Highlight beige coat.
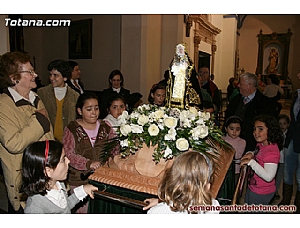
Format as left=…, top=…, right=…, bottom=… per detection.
left=37, top=84, right=79, bottom=135
left=0, top=89, right=54, bottom=211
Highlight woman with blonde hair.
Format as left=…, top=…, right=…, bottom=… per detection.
left=145, top=151, right=219, bottom=214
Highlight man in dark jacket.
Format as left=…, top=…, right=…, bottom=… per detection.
left=225, top=72, right=277, bottom=153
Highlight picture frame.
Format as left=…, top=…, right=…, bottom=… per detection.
left=255, top=29, right=292, bottom=81
left=68, top=18, right=92, bottom=59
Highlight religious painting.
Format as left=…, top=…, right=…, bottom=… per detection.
left=255, top=29, right=292, bottom=82
left=69, top=18, right=92, bottom=59
left=263, top=43, right=282, bottom=75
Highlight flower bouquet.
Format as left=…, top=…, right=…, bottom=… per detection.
left=117, top=104, right=227, bottom=164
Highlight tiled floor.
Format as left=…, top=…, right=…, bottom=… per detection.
left=0, top=99, right=293, bottom=213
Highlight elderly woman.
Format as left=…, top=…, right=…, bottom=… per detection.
left=0, top=51, right=54, bottom=213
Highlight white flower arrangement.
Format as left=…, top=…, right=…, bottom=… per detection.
left=117, top=104, right=226, bottom=163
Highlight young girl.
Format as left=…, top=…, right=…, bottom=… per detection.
left=148, top=82, right=166, bottom=107
left=241, top=114, right=283, bottom=206
left=21, top=140, right=97, bottom=214
left=144, top=151, right=219, bottom=214
left=103, top=94, right=127, bottom=133
left=223, top=116, right=246, bottom=183
left=272, top=114, right=290, bottom=201
left=62, top=92, right=117, bottom=213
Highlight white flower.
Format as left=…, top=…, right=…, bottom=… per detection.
left=164, top=146, right=173, bottom=158
left=164, top=127, right=177, bottom=141
left=148, top=124, right=159, bottom=136
left=181, top=118, right=191, bottom=128
left=144, top=104, right=150, bottom=110
left=191, top=125, right=209, bottom=140
left=200, top=111, right=211, bottom=121
left=164, top=117, right=178, bottom=129
left=154, top=110, right=165, bottom=119
left=176, top=138, right=189, bottom=151
left=120, top=124, right=132, bottom=136
left=195, top=116, right=204, bottom=125
left=179, top=110, right=189, bottom=121
left=118, top=111, right=129, bottom=125
left=120, top=139, right=128, bottom=147
left=189, top=106, right=198, bottom=115
left=130, top=124, right=143, bottom=134
left=137, top=114, right=149, bottom=126
left=130, top=111, right=140, bottom=119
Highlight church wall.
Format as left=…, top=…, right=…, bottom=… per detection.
left=0, top=15, right=9, bottom=54
left=239, top=15, right=300, bottom=92
left=22, top=14, right=121, bottom=92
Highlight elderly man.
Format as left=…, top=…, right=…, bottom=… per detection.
left=198, top=66, right=221, bottom=112
left=225, top=72, right=277, bottom=153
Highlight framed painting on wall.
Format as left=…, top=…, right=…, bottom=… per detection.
left=255, top=29, right=292, bottom=82
left=69, top=18, right=92, bottom=59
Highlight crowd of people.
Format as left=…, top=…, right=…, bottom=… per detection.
left=0, top=49, right=299, bottom=214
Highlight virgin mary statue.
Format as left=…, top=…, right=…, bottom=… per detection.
left=165, top=43, right=203, bottom=110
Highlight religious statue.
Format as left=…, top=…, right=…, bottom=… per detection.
left=165, top=43, right=203, bottom=109
left=266, top=48, right=279, bottom=74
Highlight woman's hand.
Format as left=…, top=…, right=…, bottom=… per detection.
left=143, top=198, right=159, bottom=210
left=240, top=152, right=254, bottom=166
left=83, top=184, right=98, bottom=199
left=90, top=161, right=101, bottom=170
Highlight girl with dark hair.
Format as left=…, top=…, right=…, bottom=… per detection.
left=62, top=92, right=117, bottom=213
left=223, top=116, right=246, bottom=183
left=22, top=140, right=97, bottom=214
left=103, top=94, right=127, bottom=133
left=241, top=114, right=283, bottom=206
left=148, top=82, right=166, bottom=106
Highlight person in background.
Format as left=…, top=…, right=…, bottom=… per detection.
left=222, top=116, right=246, bottom=184
left=62, top=92, right=117, bottom=213
left=100, top=69, right=131, bottom=119
left=263, top=74, right=284, bottom=115
left=0, top=51, right=54, bottom=213
left=148, top=82, right=166, bottom=107
left=37, top=59, right=79, bottom=142
left=279, top=71, right=300, bottom=213
left=227, top=77, right=238, bottom=101
left=21, top=140, right=97, bottom=214
left=144, top=151, right=219, bottom=214
left=197, top=73, right=214, bottom=103
left=103, top=94, right=127, bottom=133
left=270, top=114, right=290, bottom=203
left=66, top=60, right=84, bottom=94
left=241, top=114, right=283, bottom=206
left=198, top=66, right=221, bottom=113
left=225, top=72, right=277, bottom=153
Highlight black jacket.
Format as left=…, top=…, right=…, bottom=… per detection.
left=66, top=79, right=84, bottom=94
left=100, top=87, right=130, bottom=119
left=225, top=90, right=277, bottom=153
left=285, top=91, right=300, bottom=152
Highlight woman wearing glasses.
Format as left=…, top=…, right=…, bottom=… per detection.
left=0, top=51, right=54, bottom=213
